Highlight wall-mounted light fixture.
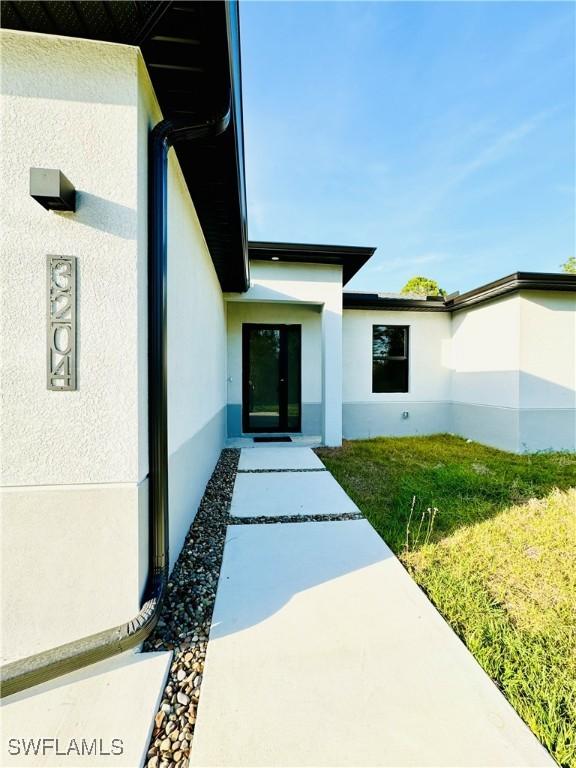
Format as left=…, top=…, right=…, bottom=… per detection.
left=30, top=168, right=76, bottom=212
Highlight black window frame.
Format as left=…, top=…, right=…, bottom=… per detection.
left=372, top=325, right=410, bottom=393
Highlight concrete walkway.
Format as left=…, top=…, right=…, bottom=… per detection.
left=190, top=447, right=553, bottom=767
left=1, top=651, right=171, bottom=767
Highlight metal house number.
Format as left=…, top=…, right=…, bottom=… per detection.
left=47, top=255, right=77, bottom=390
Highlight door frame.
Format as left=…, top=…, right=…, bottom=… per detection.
left=242, top=323, right=302, bottom=433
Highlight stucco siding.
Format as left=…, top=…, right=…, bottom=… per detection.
left=451, top=295, right=521, bottom=410
left=226, top=302, right=322, bottom=436
left=342, top=295, right=575, bottom=453
left=518, top=292, right=575, bottom=410
left=0, top=32, right=226, bottom=662
left=0, top=31, right=143, bottom=486
left=342, top=309, right=452, bottom=439
left=451, top=403, right=519, bottom=453
left=0, top=31, right=148, bottom=662
left=450, top=292, right=575, bottom=452
left=0, top=482, right=148, bottom=664
left=226, top=262, right=342, bottom=443
left=343, top=402, right=452, bottom=440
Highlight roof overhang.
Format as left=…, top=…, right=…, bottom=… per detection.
left=249, top=241, right=376, bottom=286
left=344, top=293, right=448, bottom=311
left=344, top=272, right=576, bottom=313
left=445, top=271, right=576, bottom=312
left=1, top=0, right=249, bottom=291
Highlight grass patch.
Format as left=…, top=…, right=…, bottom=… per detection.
left=317, top=435, right=576, bottom=767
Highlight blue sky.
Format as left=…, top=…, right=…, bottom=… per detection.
left=239, top=1, right=575, bottom=293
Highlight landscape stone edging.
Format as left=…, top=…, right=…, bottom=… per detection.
left=143, top=448, right=239, bottom=768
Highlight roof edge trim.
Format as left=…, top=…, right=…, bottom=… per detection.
left=248, top=241, right=376, bottom=285
left=343, top=272, right=576, bottom=313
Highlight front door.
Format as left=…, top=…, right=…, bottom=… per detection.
left=242, top=324, right=301, bottom=433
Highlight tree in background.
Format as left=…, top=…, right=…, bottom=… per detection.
left=560, top=256, right=576, bottom=274
left=401, top=276, right=446, bottom=296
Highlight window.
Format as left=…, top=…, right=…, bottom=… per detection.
left=372, top=325, right=409, bottom=393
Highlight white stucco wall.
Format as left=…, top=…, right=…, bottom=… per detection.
left=342, top=292, right=575, bottom=452
left=342, top=310, right=452, bottom=438
left=1, top=31, right=145, bottom=486
left=0, top=31, right=226, bottom=662
left=450, top=291, right=575, bottom=452
left=0, top=31, right=148, bottom=663
left=226, top=301, right=323, bottom=436
left=225, top=261, right=343, bottom=444
left=451, top=295, right=521, bottom=409
left=517, top=291, right=575, bottom=451
left=450, top=296, right=521, bottom=451
left=518, top=291, right=575, bottom=408
left=164, top=142, right=227, bottom=568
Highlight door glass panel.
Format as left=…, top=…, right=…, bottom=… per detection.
left=248, top=328, right=281, bottom=430
left=286, top=326, right=301, bottom=431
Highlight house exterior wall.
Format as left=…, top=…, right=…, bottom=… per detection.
left=450, top=295, right=521, bottom=452
left=450, top=291, right=576, bottom=453
left=342, top=310, right=452, bottom=439
left=226, top=302, right=323, bottom=436
left=225, top=261, right=343, bottom=445
left=342, top=292, right=575, bottom=453
left=164, top=133, right=227, bottom=568
left=0, top=31, right=226, bottom=663
left=517, top=291, right=575, bottom=452
left=0, top=31, right=147, bottom=664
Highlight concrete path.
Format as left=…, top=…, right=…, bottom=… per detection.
left=190, top=447, right=553, bottom=767
left=238, top=446, right=325, bottom=471
left=231, top=471, right=360, bottom=518
left=1, top=651, right=171, bottom=767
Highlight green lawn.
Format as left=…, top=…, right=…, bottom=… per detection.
left=317, top=435, right=576, bottom=768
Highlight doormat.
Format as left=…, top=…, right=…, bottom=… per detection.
left=253, top=436, right=292, bottom=443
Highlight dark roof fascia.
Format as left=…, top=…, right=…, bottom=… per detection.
left=343, top=294, right=448, bottom=312
left=446, top=272, right=576, bottom=312
left=223, top=1, right=249, bottom=291
left=248, top=241, right=376, bottom=285
left=344, top=272, right=576, bottom=314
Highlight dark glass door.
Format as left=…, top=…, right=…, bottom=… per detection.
left=242, top=324, right=301, bottom=432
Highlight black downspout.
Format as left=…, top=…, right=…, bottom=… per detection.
left=0, top=111, right=230, bottom=699
left=144, top=111, right=232, bottom=619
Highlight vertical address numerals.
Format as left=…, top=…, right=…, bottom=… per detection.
left=47, top=255, right=77, bottom=390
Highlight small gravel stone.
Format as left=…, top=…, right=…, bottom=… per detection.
left=144, top=449, right=239, bottom=767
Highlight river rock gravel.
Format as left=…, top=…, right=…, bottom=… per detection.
left=143, top=448, right=239, bottom=768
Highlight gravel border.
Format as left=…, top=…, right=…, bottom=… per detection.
left=230, top=512, right=364, bottom=525
left=143, top=448, right=239, bottom=768
left=237, top=468, right=327, bottom=474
